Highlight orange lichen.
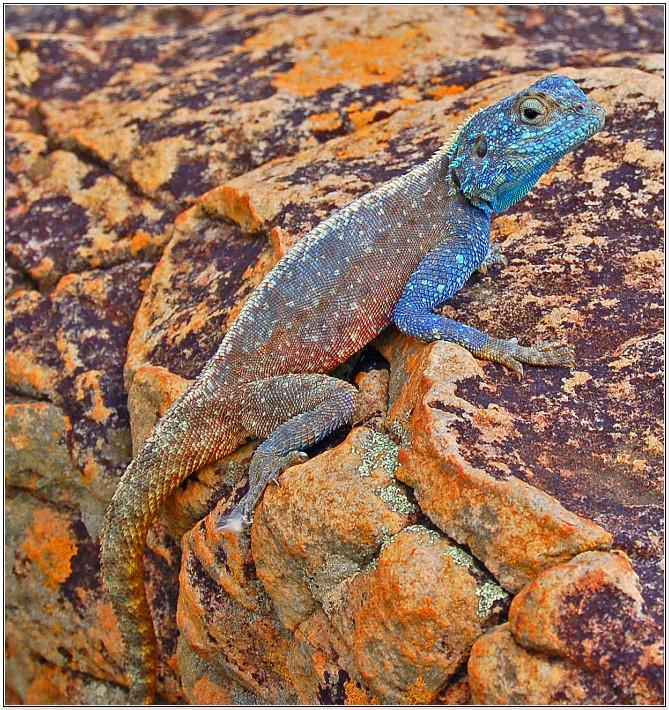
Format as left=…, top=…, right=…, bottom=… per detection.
left=29, top=256, right=55, bottom=282
left=191, top=677, right=232, bottom=704
left=5, top=32, right=19, bottom=55
left=429, top=83, right=465, bottom=99
left=21, top=508, right=78, bottom=589
left=55, top=332, right=80, bottom=375
left=348, top=105, right=380, bottom=131
left=130, top=229, right=153, bottom=254
left=405, top=674, right=434, bottom=704
left=25, top=664, right=70, bottom=705
left=81, top=458, right=99, bottom=485
left=308, top=111, right=343, bottom=132
left=5, top=350, right=57, bottom=394
left=344, top=678, right=378, bottom=705
left=273, top=28, right=421, bottom=97
left=197, top=185, right=264, bottom=233
left=335, top=124, right=394, bottom=160
left=75, top=370, right=113, bottom=423
left=174, top=204, right=198, bottom=228
left=129, top=135, right=188, bottom=194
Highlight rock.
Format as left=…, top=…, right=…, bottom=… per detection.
left=509, top=550, right=663, bottom=704
left=5, top=5, right=663, bottom=704
left=470, top=551, right=663, bottom=704
left=5, top=263, right=150, bottom=526
left=248, top=428, right=506, bottom=703
left=5, top=636, right=129, bottom=704
left=423, top=66, right=664, bottom=620
left=327, top=526, right=507, bottom=703
left=4, top=490, right=185, bottom=702
left=176, top=508, right=299, bottom=704
left=6, top=398, right=81, bottom=506
left=125, top=208, right=272, bottom=386
left=251, top=427, right=419, bottom=630
left=6, top=128, right=174, bottom=288
left=176, top=635, right=264, bottom=705
left=378, top=333, right=613, bottom=592
left=469, top=624, right=621, bottom=704
left=23, top=6, right=662, bottom=208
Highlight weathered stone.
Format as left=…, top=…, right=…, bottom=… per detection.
left=250, top=428, right=506, bottom=702
left=4, top=490, right=184, bottom=702
left=378, top=333, right=613, bottom=591
left=125, top=207, right=272, bottom=385
left=5, top=636, right=129, bottom=704
left=176, top=509, right=299, bottom=704
left=5, top=5, right=663, bottom=703
left=5, top=264, right=150, bottom=527
left=469, top=623, right=621, bottom=705
left=26, top=6, right=662, bottom=208
left=285, top=609, right=372, bottom=705
left=5, top=399, right=80, bottom=506
left=509, top=550, right=663, bottom=704
left=328, top=526, right=507, bottom=703
left=176, top=635, right=264, bottom=705
left=252, top=426, right=418, bottom=630
left=352, top=367, right=390, bottom=429
left=6, top=129, right=173, bottom=288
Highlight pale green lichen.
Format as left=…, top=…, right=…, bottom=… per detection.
left=402, top=524, right=441, bottom=543
left=376, top=483, right=415, bottom=515
left=444, top=545, right=479, bottom=571
left=444, top=544, right=509, bottom=616
left=305, top=554, right=361, bottom=602
left=388, top=413, right=412, bottom=447
left=475, top=580, right=509, bottom=618
left=356, top=430, right=399, bottom=477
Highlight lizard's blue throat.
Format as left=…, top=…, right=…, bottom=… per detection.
left=450, top=169, right=494, bottom=214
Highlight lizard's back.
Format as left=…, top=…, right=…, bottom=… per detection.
left=215, top=154, right=459, bottom=384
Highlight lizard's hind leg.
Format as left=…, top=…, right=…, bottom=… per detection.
left=216, top=373, right=358, bottom=532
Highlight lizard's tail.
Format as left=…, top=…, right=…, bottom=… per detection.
left=100, top=385, right=244, bottom=704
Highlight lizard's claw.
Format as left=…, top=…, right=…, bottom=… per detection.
left=481, top=337, right=576, bottom=380
left=215, top=450, right=309, bottom=532
left=267, top=450, right=308, bottom=485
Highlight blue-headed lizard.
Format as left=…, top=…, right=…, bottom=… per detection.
left=100, top=74, right=605, bottom=703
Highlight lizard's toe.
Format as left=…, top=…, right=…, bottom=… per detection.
left=494, top=352, right=524, bottom=380
left=523, top=342, right=576, bottom=367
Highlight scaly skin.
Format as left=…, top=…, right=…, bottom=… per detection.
left=100, top=75, right=605, bottom=703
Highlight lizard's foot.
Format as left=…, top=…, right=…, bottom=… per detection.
left=215, top=450, right=308, bottom=533
left=479, top=337, right=575, bottom=380
left=477, top=242, right=508, bottom=275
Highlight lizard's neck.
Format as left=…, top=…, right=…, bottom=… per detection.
left=448, top=167, right=495, bottom=216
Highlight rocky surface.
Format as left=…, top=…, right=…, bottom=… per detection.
left=469, top=551, right=663, bottom=704
left=5, top=5, right=663, bottom=705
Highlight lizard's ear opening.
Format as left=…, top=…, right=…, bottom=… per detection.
left=473, top=134, right=488, bottom=158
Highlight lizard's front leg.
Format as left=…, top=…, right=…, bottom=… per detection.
left=216, top=373, right=358, bottom=532
left=392, top=238, right=575, bottom=379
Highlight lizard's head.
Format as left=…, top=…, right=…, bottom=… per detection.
left=448, top=74, right=605, bottom=213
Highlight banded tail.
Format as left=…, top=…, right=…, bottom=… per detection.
left=100, top=383, right=243, bottom=703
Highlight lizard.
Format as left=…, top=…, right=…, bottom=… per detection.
left=100, top=74, right=605, bottom=703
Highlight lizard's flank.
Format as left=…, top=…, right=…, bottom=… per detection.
left=100, top=74, right=605, bottom=703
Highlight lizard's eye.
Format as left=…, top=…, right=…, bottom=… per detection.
left=519, top=97, right=544, bottom=124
